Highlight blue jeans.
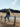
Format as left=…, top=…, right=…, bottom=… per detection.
left=5, top=15, right=10, bottom=22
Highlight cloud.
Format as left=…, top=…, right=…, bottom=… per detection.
left=18, top=6, right=20, bottom=8
left=14, top=6, right=20, bottom=10
left=12, top=0, right=18, bottom=5
left=15, top=0, right=17, bottom=3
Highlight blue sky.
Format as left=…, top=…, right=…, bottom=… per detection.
left=0, top=0, right=20, bottom=10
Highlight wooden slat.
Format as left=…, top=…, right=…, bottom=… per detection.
left=16, top=19, right=20, bottom=22
left=0, top=20, right=3, bottom=23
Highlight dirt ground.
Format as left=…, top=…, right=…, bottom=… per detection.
left=0, top=23, right=14, bottom=27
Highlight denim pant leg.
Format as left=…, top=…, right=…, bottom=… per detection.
left=8, top=17, right=9, bottom=21
left=8, top=16, right=9, bottom=21
left=5, top=16, right=6, bottom=23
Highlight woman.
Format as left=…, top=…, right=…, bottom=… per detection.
left=5, top=10, right=10, bottom=23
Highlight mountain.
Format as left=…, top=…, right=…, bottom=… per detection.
left=10, top=9, right=20, bottom=13
left=0, top=9, right=20, bottom=13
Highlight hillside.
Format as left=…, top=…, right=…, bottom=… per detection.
left=0, top=9, right=20, bottom=13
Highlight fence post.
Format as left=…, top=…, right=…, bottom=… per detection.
left=0, top=16, right=2, bottom=20
left=14, top=16, right=16, bottom=27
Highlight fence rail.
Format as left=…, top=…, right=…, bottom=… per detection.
left=0, top=15, right=20, bottom=27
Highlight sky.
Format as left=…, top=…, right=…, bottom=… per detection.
left=0, top=0, right=20, bottom=10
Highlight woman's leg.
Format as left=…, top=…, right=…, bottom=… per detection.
left=8, top=16, right=9, bottom=22
left=5, top=16, right=6, bottom=23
